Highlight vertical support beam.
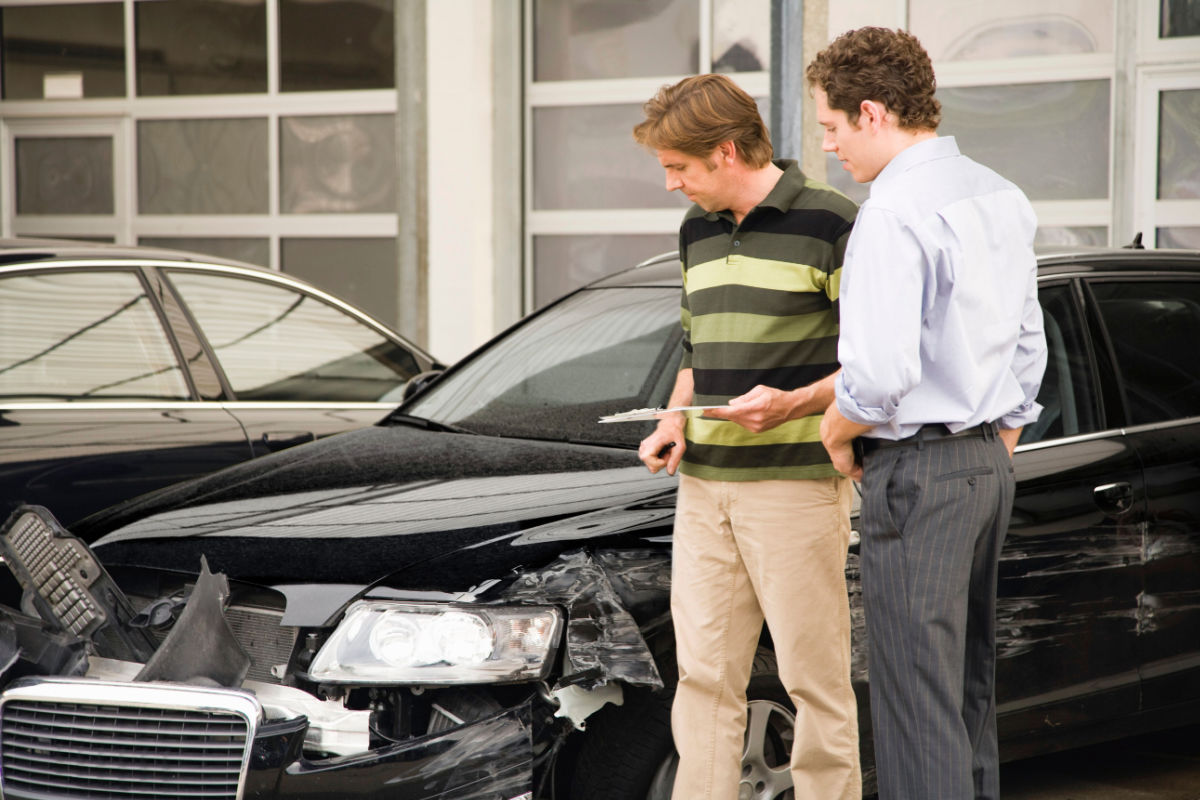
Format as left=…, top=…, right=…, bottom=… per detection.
left=771, top=0, right=828, bottom=178
left=396, top=0, right=429, bottom=345
left=1111, top=0, right=1139, bottom=247
left=492, top=0, right=524, bottom=331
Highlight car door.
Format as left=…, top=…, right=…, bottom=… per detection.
left=162, top=268, right=428, bottom=455
left=997, top=280, right=1147, bottom=753
left=0, top=267, right=252, bottom=528
left=1084, top=273, right=1200, bottom=715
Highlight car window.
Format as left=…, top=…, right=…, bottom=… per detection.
left=0, top=270, right=189, bottom=401
left=406, top=287, right=683, bottom=447
left=1089, top=279, right=1200, bottom=425
left=167, top=270, right=420, bottom=402
left=1021, top=284, right=1100, bottom=445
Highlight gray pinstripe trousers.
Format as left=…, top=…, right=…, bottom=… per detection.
left=859, top=432, right=1014, bottom=800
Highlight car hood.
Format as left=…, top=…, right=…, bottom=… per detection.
left=86, top=424, right=678, bottom=595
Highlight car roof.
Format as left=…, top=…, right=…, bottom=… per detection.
left=590, top=246, right=1200, bottom=289
left=0, top=237, right=264, bottom=271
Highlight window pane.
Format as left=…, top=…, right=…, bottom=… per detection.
left=713, top=0, right=769, bottom=72
left=139, top=237, right=270, bottom=267
left=939, top=80, right=1110, bottom=201
left=534, top=233, right=677, bottom=308
left=135, top=0, right=266, bottom=96
left=534, top=104, right=691, bottom=210
left=534, top=0, right=699, bottom=81
left=281, top=115, right=396, bottom=213
left=2, top=3, right=124, bottom=99
left=138, top=119, right=269, bottom=214
left=1091, top=280, right=1200, bottom=424
left=1158, top=227, right=1200, bottom=248
left=0, top=270, right=187, bottom=401
left=279, top=0, right=394, bottom=92
left=16, top=137, right=114, bottom=215
left=1161, top=0, right=1200, bottom=37
left=1035, top=227, right=1108, bottom=248
left=281, top=237, right=398, bottom=327
left=1020, top=284, right=1099, bottom=444
left=168, top=270, right=418, bottom=402
left=910, top=1, right=1112, bottom=60
left=1158, top=89, right=1200, bottom=200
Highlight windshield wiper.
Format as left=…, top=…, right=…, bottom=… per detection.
left=383, top=412, right=477, bottom=435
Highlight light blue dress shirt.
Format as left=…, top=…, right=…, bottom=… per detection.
left=834, top=136, right=1047, bottom=440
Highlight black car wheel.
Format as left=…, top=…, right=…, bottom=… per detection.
left=569, top=648, right=795, bottom=800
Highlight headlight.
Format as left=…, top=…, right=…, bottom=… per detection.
left=308, top=601, right=562, bottom=684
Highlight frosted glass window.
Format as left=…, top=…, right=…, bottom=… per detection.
left=1158, top=89, right=1200, bottom=200
left=135, top=0, right=267, bottom=96
left=0, top=270, right=187, bottom=401
left=534, top=234, right=677, bottom=308
left=939, top=81, right=1110, bottom=201
left=279, top=0, right=395, bottom=92
left=1034, top=227, right=1108, bottom=248
left=534, top=104, right=691, bottom=210
left=910, top=1, right=1112, bottom=60
left=2, top=3, right=125, bottom=99
left=281, top=237, right=398, bottom=326
left=1161, top=1, right=1200, bottom=37
left=534, top=0, right=699, bottom=81
left=281, top=115, right=396, bottom=213
left=713, top=0, right=770, bottom=72
left=16, top=138, right=114, bottom=215
left=138, top=119, right=268, bottom=214
left=1159, top=227, right=1200, bottom=249
left=139, top=237, right=270, bottom=267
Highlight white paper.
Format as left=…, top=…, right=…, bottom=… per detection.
left=598, top=405, right=730, bottom=423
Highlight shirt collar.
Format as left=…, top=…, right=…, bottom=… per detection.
left=705, top=158, right=805, bottom=222
left=871, top=135, right=960, bottom=195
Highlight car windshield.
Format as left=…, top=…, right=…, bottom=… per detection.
left=401, top=287, right=683, bottom=447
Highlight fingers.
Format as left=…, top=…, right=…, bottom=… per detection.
left=638, top=430, right=681, bottom=473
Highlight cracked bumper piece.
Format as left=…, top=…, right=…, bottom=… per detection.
left=0, top=677, right=533, bottom=800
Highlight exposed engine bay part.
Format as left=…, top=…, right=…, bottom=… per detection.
left=502, top=549, right=668, bottom=691
left=134, top=555, right=251, bottom=688
left=550, top=681, right=624, bottom=730
left=0, top=505, right=156, bottom=662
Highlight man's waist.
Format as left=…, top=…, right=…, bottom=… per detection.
left=858, top=421, right=999, bottom=455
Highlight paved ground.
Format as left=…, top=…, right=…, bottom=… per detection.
left=1002, top=725, right=1200, bottom=800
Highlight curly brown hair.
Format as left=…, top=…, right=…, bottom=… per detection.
left=633, top=74, right=773, bottom=169
left=806, top=27, right=941, bottom=131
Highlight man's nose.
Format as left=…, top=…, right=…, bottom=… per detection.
left=821, top=133, right=836, bottom=153
left=665, top=172, right=682, bottom=191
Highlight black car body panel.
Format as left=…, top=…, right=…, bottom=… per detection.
left=3, top=247, right=1200, bottom=799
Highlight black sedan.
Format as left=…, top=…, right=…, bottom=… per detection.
left=0, top=244, right=1199, bottom=800
left=0, top=239, right=441, bottom=528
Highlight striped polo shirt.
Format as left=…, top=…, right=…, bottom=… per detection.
left=678, top=159, right=857, bottom=481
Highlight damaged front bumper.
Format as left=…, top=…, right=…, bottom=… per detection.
left=0, top=674, right=536, bottom=800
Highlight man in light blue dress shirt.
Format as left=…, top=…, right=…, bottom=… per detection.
left=808, top=27, right=1048, bottom=799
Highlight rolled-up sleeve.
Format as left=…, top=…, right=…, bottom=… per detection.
left=834, top=206, right=924, bottom=429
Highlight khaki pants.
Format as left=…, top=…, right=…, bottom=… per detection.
left=670, top=474, right=861, bottom=800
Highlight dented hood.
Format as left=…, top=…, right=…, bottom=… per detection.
left=84, top=424, right=678, bottom=591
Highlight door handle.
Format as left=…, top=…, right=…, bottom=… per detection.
left=1093, top=481, right=1134, bottom=514
left=261, top=431, right=316, bottom=452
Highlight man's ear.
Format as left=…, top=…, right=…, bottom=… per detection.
left=716, top=140, right=737, bottom=163
left=859, top=100, right=889, bottom=131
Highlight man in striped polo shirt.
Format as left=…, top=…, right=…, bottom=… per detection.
left=633, top=73, right=861, bottom=800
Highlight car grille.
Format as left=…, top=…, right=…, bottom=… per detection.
left=0, top=678, right=259, bottom=800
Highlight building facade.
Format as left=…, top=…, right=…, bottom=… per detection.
left=0, top=0, right=1197, bottom=361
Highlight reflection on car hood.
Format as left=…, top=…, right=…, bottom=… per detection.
left=87, top=426, right=678, bottom=590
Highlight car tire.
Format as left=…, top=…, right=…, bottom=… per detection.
left=568, top=647, right=798, bottom=800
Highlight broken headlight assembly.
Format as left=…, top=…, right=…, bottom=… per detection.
left=308, top=601, right=562, bottom=684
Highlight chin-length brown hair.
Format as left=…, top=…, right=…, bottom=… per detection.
left=633, top=73, right=773, bottom=168
left=806, top=27, right=941, bottom=131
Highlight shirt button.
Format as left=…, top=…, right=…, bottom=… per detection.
left=733, top=240, right=740, bottom=247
